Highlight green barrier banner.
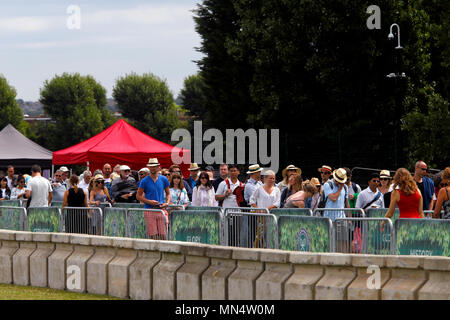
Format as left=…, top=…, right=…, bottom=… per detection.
left=185, top=206, right=222, bottom=212
left=367, top=220, right=393, bottom=255
left=127, top=210, right=150, bottom=238
left=278, top=216, right=332, bottom=252
left=0, top=207, right=24, bottom=231
left=395, top=219, right=450, bottom=257
left=170, top=210, right=221, bottom=245
left=0, top=200, right=22, bottom=207
left=113, top=203, right=145, bottom=209
left=27, top=207, right=61, bottom=232
left=366, top=208, right=399, bottom=220
left=270, top=208, right=312, bottom=219
left=103, top=208, right=127, bottom=237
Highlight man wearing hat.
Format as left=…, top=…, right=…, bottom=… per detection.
left=137, top=158, right=171, bottom=210
left=318, top=165, right=333, bottom=184
left=59, top=166, right=71, bottom=189
left=137, top=158, right=171, bottom=239
left=277, top=165, right=302, bottom=192
left=110, top=165, right=139, bottom=203
left=138, top=167, right=150, bottom=181
left=183, top=163, right=200, bottom=202
left=244, top=164, right=263, bottom=204
left=322, top=168, right=350, bottom=220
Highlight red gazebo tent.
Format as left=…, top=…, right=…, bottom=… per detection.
left=52, top=119, right=191, bottom=177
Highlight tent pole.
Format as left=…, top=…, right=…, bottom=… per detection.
left=87, top=161, right=90, bottom=172
left=51, top=165, right=54, bottom=179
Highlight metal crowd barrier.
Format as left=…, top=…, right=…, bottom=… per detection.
left=333, top=218, right=395, bottom=255
left=0, top=199, right=24, bottom=207
left=103, top=207, right=127, bottom=237
left=62, top=207, right=103, bottom=235
left=277, top=215, right=333, bottom=253
left=185, top=206, right=223, bottom=213
left=27, top=207, right=63, bottom=232
left=314, top=208, right=365, bottom=219
left=127, top=208, right=168, bottom=240
left=223, top=207, right=277, bottom=249
left=51, top=201, right=63, bottom=208
left=0, top=206, right=27, bottom=231
left=169, top=210, right=223, bottom=245
left=113, top=202, right=145, bottom=209
left=270, top=208, right=313, bottom=218
left=366, top=208, right=399, bottom=220
left=394, top=218, right=450, bottom=257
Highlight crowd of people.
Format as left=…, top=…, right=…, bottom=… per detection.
left=1, top=160, right=449, bottom=224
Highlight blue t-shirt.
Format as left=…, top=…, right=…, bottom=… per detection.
left=139, top=175, right=169, bottom=209
left=323, top=179, right=348, bottom=221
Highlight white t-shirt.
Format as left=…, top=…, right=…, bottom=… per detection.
left=216, top=178, right=242, bottom=208
left=28, top=176, right=52, bottom=207
left=249, top=185, right=281, bottom=209
left=78, top=180, right=90, bottom=194
left=6, top=176, right=14, bottom=190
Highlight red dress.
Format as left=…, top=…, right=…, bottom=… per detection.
left=397, top=189, right=421, bottom=218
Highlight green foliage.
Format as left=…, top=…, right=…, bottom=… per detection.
left=396, top=219, right=450, bottom=256
left=112, top=72, right=181, bottom=143
left=402, top=85, right=450, bottom=168
left=127, top=210, right=151, bottom=239
left=178, top=74, right=208, bottom=119
left=194, top=0, right=450, bottom=173
left=103, top=208, right=127, bottom=237
left=171, top=211, right=220, bottom=244
left=0, top=208, right=23, bottom=231
left=0, top=75, right=25, bottom=131
left=38, top=73, right=110, bottom=150
left=27, top=208, right=60, bottom=232
left=278, top=216, right=331, bottom=252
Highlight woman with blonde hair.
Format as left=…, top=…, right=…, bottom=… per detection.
left=433, top=167, right=450, bottom=219
left=384, top=168, right=424, bottom=220
left=250, top=170, right=281, bottom=210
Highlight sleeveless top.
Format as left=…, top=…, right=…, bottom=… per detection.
left=93, top=191, right=107, bottom=203
left=67, top=187, right=85, bottom=207
left=397, top=189, right=421, bottom=218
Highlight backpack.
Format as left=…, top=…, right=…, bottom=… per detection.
left=225, top=179, right=247, bottom=207
left=318, top=180, right=348, bottom=209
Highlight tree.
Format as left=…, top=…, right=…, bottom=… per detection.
left=402, top=85, right=449, bottom=168
left=194, top=0, right=449, bottom=176
left=39, top=73, right=107, bottom=150
left=0, top=75, right=24, bottom=131
left=112, top=72, right=181, bottom=142
left=178, top=74, right=208, bottom=119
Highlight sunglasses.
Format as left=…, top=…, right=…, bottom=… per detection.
left=172, top=171, right=181, bottom=174
left=200, top=176, right=208, bottom=180
left=139, top=173, right=145, bottom=176
left=163, top=173, right=171, bottom=176
left=124, top=170, right=130, bottom=172
left=420, top=167, right=427, bottom=171
left=371, top=180, right=380, bottom=183
left=380, top=178, right=390, bottom=181
left=96, top=181, right=104, bottom=184
left=321, top=172, right=330, bottom=175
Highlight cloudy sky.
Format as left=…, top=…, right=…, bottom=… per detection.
left=0, top=0, right=202, bottom=101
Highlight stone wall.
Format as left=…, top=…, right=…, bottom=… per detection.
left=0, top=230, right=448, bottom=300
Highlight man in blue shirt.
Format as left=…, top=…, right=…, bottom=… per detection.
left=137, top=158, right=171, bottom=240
left=137, top=158, right=170, bottom=209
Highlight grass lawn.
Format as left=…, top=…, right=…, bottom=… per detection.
left=0, top=284, right=123, bottom=300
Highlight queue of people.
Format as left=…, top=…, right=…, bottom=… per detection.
left=1, top=160, right=449, bottom=222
